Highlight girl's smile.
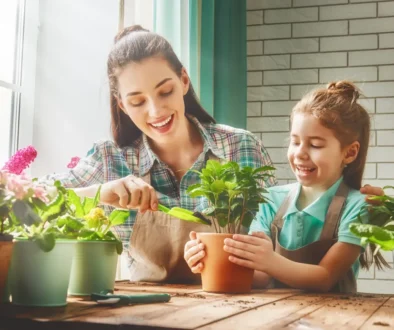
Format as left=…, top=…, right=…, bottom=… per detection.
left=288, top=113, right=348, bottom=191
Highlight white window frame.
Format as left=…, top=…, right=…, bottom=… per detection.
left=0, top=0, right=39, bottom=163
left=17, top=0, right=39, bottom=154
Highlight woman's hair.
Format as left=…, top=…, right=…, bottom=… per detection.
left=107, top=25, right=215, bottom=148
left=291, top=80, right=370, bottom=191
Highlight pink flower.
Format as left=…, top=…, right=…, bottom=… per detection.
left=2, top=145, right=37, bottom=175
left=67, top=156, right=80, bottom=169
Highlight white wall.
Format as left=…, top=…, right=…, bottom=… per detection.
left=31, top=0, right=118, bottom=177
left=246, top=0, right=394, bottom=294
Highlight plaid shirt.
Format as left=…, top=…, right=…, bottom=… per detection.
left=51, top=116, right=277, bottom=252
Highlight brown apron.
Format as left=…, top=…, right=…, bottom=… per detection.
left=128, top=172, right=214, bottom=283
left=271, top=181, right=357, bottom=293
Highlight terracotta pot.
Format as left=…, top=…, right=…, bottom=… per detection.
left=196, top=233, right=254, bottom=293
left=0, top=240, right=13, bottom=302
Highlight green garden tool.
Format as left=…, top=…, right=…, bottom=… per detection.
left=157, top=204, right=211, bottom=225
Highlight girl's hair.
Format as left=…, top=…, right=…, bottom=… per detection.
left=107, top=25, right=215, bottom=147
left=291, top=80, right=370, bottom=191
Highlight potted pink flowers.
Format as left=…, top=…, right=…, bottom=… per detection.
left=0, top=145, right=40, bottom=302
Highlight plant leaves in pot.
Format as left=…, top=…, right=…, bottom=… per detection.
left=53, top=185, right=129, bottom=296
left=186, top=160, right=275, bottom=293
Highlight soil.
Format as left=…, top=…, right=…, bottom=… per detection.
left=373, top=321, right=390, bottom=327
left=172, top=293, right=206, bottom=299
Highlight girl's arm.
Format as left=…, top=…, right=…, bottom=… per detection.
left=253, top=270, right=272, bottom=288
left=265, top=242, right=360, bottom=292
left=224, top=233, right=360, bottom=292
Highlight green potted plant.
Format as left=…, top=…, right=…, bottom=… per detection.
left=350, top=186, right=394, bottom=269
left=6, top=178, right=77, bottom=307
left=187, top=160, right=274, bottom=293
left=55, top=186, right=129, bottom=296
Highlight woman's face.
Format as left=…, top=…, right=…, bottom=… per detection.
left=117, top=57, right=190, bottom=144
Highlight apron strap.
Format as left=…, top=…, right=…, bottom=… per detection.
left=272, top=186, right=298, bottom=230
left=319, top=180, right=350, bottom=241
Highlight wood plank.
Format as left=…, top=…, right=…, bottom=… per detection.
left=360, top=297, right=394, bottom=329
left=64, top=289, right=299, bottom=329
left=197, top=294, right=328, bottom=330
left=115, top=281, right=204, bottom=294
left=284, top=294, right=389, bottom=329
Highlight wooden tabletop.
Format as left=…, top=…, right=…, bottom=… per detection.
left=1, top=281, right=393, bottom=330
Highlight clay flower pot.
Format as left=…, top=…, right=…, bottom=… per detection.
left=0, top=240, right=13, bottom=302
left=196, top=233, right=254, bottom=293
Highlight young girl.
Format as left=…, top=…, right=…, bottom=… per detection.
left=185, top=81, right=376, bottom=293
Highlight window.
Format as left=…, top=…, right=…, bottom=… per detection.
left=0, top=0, right=24, bottom=166
left=0, top=0, right=38, bottom=168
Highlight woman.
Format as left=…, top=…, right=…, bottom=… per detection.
left=50, top=25, right=276, bottom=283
left=51, top=26, right=382, bottom=283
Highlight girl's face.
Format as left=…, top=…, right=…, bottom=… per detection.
left=287, top=113, right=359, bottom=191
left=116, top=57, right=190, bottom=144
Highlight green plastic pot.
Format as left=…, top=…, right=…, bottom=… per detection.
left=9, top=239, right=76, bottom=307
left=68, top=241, right=118, bottom=296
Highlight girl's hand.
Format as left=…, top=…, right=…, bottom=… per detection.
left=100, top=175, right=158, bottom=212
left=223, top=231, right=275, bottom=272
left=360, top=184, right=384, bottom=205
left=184, top=231, right=205, bottom=273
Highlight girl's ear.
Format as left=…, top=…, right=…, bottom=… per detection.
left=180, top=67, right=190, bottom=96
left=343, top=141, right=360, bottom=165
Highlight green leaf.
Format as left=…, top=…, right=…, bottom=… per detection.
left=210, top=180, right=226, bottom=194
left=241, top=211, right=255, bottom=229
left=56, top=215, right=84, bottom=232
left=12, top=200, right=41, bottom=226
left=350, top=223, right=394, bottom=251
left=40, top=190, right=66, bottom=222
left=35, top=232, right=56, bottom=252
left=109, top=210, right=130, bottom=226
left=67, top=189, right=84, bottom=217
left=206, top=160, right=222, bottom=174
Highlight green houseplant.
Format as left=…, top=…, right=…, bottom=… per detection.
left=6, top=178, right=77, bottom=307
left=187, top=160, right=274, bottom=293
left=350, top=186, right=394, bottom=269
left=57, top=186, right=129, bottom=296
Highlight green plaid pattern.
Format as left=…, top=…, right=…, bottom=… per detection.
left=51, top=116, right=277, bottom=252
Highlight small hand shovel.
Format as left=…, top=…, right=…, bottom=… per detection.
left=158, top=204, right=211, bottom=225
left=92, top=292, right=171, bottom=305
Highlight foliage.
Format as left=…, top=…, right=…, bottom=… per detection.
left=4, top=175, right=129, bottom=253
left=350, top=186, right=394, bottom=252
left=54, top=186, right=129, bottom=254
left=187, top=160, right=275, bottom=233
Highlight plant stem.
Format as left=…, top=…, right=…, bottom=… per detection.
left=213, top=196, right=220, bottom=233
left=237, top=194, right=247, bottom=234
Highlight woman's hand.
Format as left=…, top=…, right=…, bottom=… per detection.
left=184, top=231, right=205, bottom=273
left=223, top=231, right=275, bottom=272
left=360, top=184, right=384, bottom=205
left=100, top=175, right=158, bottom=212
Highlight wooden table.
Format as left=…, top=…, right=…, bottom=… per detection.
left=1, top=281, right=393, bottom=329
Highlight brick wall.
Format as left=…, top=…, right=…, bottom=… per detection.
left=246, top=0, right=394, bottom=294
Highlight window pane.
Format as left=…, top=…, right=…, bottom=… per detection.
left=0, top=87, right=13, bottom=167
left=0, top=0, right=19, bottom=83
